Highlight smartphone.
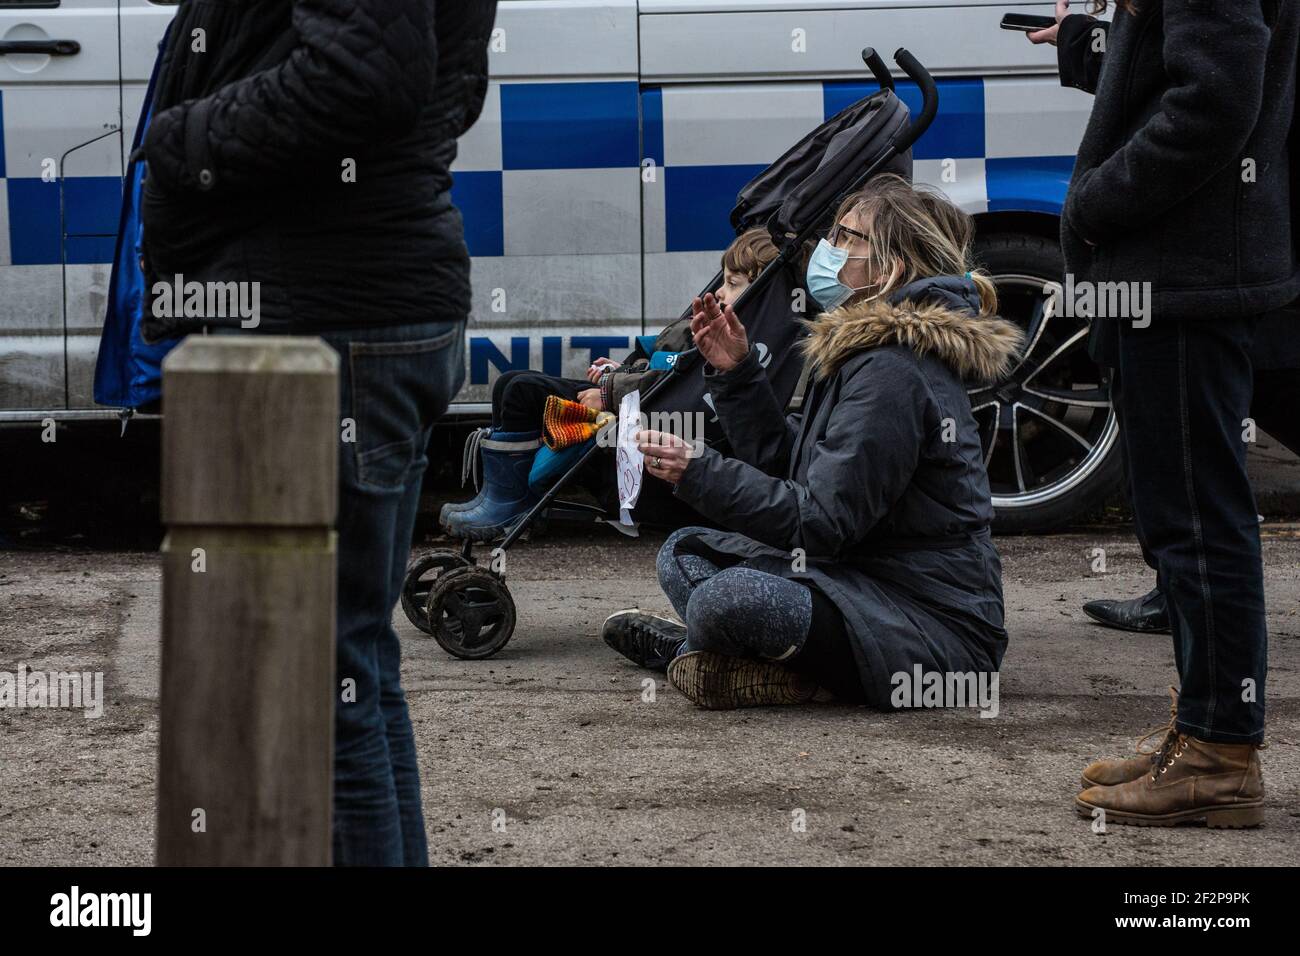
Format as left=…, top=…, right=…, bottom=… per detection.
left=1000, top=13, right=1057, bottom=32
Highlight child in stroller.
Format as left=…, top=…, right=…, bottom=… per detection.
left=442, top=227, right=780, bottom=542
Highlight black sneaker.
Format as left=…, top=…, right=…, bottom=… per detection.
left=601, top=609, right=687, bottom=672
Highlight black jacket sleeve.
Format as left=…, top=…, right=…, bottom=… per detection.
left=701, top=346, right=799, bottom=477
left=1063, top=0, right=1272, bottom=244
left=672, top=352, right=927, bottom=558
left=144, top=0, right=436, bottom=194
left=1057, top=14, right=1108, bottom=94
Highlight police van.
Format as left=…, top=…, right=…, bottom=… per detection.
left=0, top=0, right=1119, bottom=531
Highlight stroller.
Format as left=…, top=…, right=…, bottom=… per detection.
left=401, top=47, right=939, bottom=660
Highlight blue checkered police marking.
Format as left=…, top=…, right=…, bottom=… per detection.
left=451, top=170, right=504, bottom=258
left=1, top=88, right=123, bottom=266
left=824, top=77, right=986, bottom=160
left=986, top=155, right=1076, bottom=214
left=641, top=87, right=664, bottom=168
left=448, top=76, right=1076, bottom=258
left=500, top=81, right=640, bottom=170
left=2, top=77, right=1077, bottom=264
left=0, top=75, right=1083, bottom=397
left=6, top=176, right=119, bottom=265
left=664, top=164, right=766, bottom=252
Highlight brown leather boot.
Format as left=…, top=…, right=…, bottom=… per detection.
left=1075, top=734, right=1265, bottom=828
left=1079, top=687, right=1179, bottom=789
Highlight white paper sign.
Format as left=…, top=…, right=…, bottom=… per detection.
left=616, top=389, right=644, bottom=525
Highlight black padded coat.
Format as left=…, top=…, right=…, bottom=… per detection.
left=1058, top=1, right=1300, bottom=319
left=140, top=0, right=498, bottom=339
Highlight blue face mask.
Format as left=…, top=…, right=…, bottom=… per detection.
left=805, top=238, right=876, bottom=311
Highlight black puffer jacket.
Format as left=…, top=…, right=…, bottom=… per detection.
left=1059, top=1, right=1300, bottom=319
left=140, top=0, right=497, bottom=339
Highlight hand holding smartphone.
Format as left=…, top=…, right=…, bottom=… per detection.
left=1004, top=2, right=1069, bottom=46
left=1000, top=13, right=1058, bottom=33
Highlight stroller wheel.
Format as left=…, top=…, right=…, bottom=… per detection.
left=401, top=550, right=474, bottom=634
left=425, top=566, right=516, bottom=660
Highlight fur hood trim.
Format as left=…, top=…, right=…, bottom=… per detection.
left=801, top=296, right=1025, bottom=383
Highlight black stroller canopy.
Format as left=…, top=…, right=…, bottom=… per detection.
left=732, top=89, right=912, bottom=242
left=730, top=48, right=936, bottom=250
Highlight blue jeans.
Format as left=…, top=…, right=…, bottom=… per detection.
left=325, top=321, right=465, bottom=865
left=1108, top=316, right=1266, bottom=743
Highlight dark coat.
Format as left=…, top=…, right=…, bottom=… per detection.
left=139, top=0, right=498, bottom=339
left=670, top=277, right=1024, bottom=707
left=1058, top=1, right=1300, bottom=319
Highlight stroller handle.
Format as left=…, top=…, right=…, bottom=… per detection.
left=891, top=47, right=939, bottom=153
left=860, top=47, right=895, bottom=91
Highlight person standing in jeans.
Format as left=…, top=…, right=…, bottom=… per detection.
left=1031, top=0, right=1300, bottom=827
left=139, top=0, right=499, bottom=863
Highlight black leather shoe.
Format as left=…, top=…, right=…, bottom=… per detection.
left=601, top=610, right=687, bottom=671
left=1082, top=587, right=1171, bottom=634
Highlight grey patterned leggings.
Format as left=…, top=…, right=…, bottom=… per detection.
left=656, top=528, right=866, bottom=702
left=656, top=526, right=816, bottom=661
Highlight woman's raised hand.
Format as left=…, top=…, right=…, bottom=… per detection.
left=690, top=292, right=749, bottom=372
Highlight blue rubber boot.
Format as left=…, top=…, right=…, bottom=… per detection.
left=441, top=427, right=493, bottom=518
left=440, top=430, right=543, bottom=541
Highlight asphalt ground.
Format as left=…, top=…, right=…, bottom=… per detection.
left=2, top=521, right=1297, bottom=866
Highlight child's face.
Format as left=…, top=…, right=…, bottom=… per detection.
left=714, top=270, right=751, bottom=307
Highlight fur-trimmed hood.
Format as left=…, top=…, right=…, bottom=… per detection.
left=802, top=276, right=1025, bottom=383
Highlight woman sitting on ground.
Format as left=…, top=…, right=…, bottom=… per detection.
left=602, top=174, right=1023, bottom=709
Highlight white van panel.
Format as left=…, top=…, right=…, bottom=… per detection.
left=660, top=83, right=825, bottom=167
left=0, top=263, right=61, bottom=332
left=0, top=333, right=64, bottom=408
left=1, top=0, right=126, bottom=411
left=65, top=262, right=112, bottom=406
left=983, top=76, right=1091, bottom=159
left=644, top=250, right=719, bottom=328
left=488, top=1, right=639, bottom=78
left=119, top=2, right=174, bottom=84
left=638, top=3, right=1060, bottom=82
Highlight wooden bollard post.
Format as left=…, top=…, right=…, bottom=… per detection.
left=156, top=336, right=339, bottom=866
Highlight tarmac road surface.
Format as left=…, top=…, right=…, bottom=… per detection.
left=1, top=524, right=1297, bottom=866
